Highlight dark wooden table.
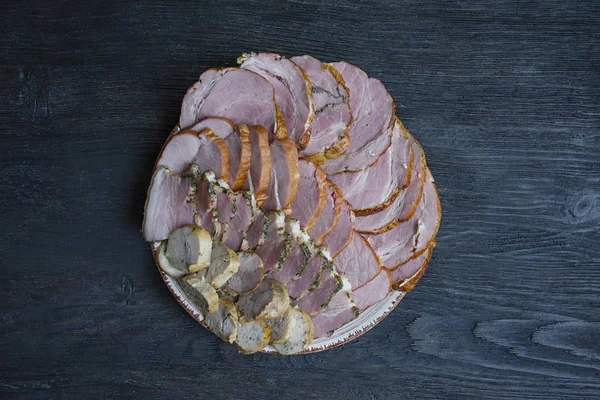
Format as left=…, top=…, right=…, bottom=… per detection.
left=2, top=1, right=599, bottom=398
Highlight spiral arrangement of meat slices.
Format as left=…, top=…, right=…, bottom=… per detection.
left=143, top=52, right=441, bottom=354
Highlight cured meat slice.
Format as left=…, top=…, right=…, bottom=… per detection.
left=262, top=138, right=299, bottom=212
left=352, top=269, right=392, bottom=311
left=355, top=132, right=427, bottom=233
left=142, top=167, right=194, bottom=242
left=267, top=221, right=313, bottom=284
left=221, top=192, right=258, bottom=251
left=179, top=67, right=286, bottom=139
left=321, top=200, right=354, bottom=258
left=320, top=61, right=395, bottom=174
left=334, top=232, right=381, bottom=289
left=293, top=266, right=344, bottom=315
left=289, top=159, right=327, bottom=231
left=393, top=254, right=430, bottom=292
left=312, top=288, right=359, bottom=338
left=189, top=117, right=235, bottom=139
left=365, top=170, right=441, bottom=269
left=390, top=244, right=433, bottom=288
left=156, top=129, right=230, bottom=180
left=241, top=125, right=271, bottom=204
left=224, top=251, right=264, bottom=295
left=330, top=120, right=413, bottom=214
left=291, top=55, right=352, bottom=160
left=285, top=249, right=328, bottom=300
left=309, top=181, right=343, bottom=245
left=241, top=209, right=269, bottom=252
left=254, top=211, right=292, bottom=271
left=224, top=124, right=252, bottom=191
left=239, top=52, right=314, bottom=146
left=197, top=171, right=236, bottom=241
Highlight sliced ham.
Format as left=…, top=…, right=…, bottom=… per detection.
left=189, top=117, right=235, bottom=139
left=285, top=249, right=328, bottom=300
left=334, top=232, right=381, bottom=289
left=393, top=253, right=431, bottom=292
left=352, top=269, right=392, bottom=311
left=241, top=125, right=271, bottom=204
left=267, top=221, right=313, bottom=284
left=355, top=132, right=427, bottom=234
left=320, top=61, right=395, bottom=174
left=390, top=244, right=433, bottom=288
left=329, top=120, right=413, bottom=214
left=194, top=171, right=236, bottom=241
left=241, top=209, right=269, bottom=252
left=309, top=181, right=344, bottom=245
left=225, top=124, right=252, bottom=191
left=289, top=159, right=327, bottom=231
left=321, top=200, right=355, bottom=258
left=239, top=52, right=314, bottom=146
left=262, top=138, right=299, bottom=212
left=143, top=167, right=194, bottom=242
left=291, top=55, right=352, bottom=160
left=365, top=170, right=441, bottom=269
left=221, top=192, right=258, bottom=251
left=179, top=67, right=286, bottom=139
left=254, top=211, right=292, bottom=272
left=225, top=251, right=264, bottom=295
left=293, top=265, right=343, bottom=314
left=311, top=288, right=359, bottom=338
left=156, top=129, right=230, bottom=180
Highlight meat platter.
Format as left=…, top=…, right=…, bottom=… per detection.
left=143, top=53, right=441, bottom=354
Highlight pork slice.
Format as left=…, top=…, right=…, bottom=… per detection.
left=224, top=124, right=252, bottom=190
left=393, top=254, right=431, bottom=292
left=285, top=249, right=328, bottom=300
left=241, top=209, right=269, bottom=252
left=272, top=307, right=314, bottom=355
left=312, top=288, right=359, bottom=338
left=352, top=269, right=392, bottom=311
left=268, top=220, right=314, bottom=284
left=365, top=170, right=441, bottom=269
left=335, top=232, right=381, bottom=289
left=254, top=211, right=292, bottom=271
left=321, top=200, right=355, bottom=258
left=309, top=181, right=344, bottom=245
left=239, top=52, right=314, bottom=146
left=320, top=61, right=395, bottom=174
left=289, top=159, right=327, bottom=231
left=354, top=132, right=427, bottom=233
left=221, top=191, right=258, bottom=251
left=156, top=129, right=230, bottom=181
left=205, top=298, right=238, bottom=343
left=224, top=251, right=264, bottom=295
left=188, top=117, right=235, bottom=139
left=262, top=138, right=299, bottom=212
left=199, top=172, right=236, bottom=241
left=179, top=67, right=286, bottom=139
left=237, top=279, right=290, bottom=320
left=241, top=125, right=271, bottom=204
left=142, top=167, right=194, bottom=242
left=292, top=55, right=352, bottom=159
left=330, top=120, right=413, bottom=213
left=192, top=177, right=216, bottom=236
left=390, top=245, right=433, bottom=287
left=293, top=264, right=344, bottom=314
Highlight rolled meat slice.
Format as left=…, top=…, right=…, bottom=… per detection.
left=267, top=220, right=313, bottom=284
left=221, top=191, right=258, bottom=252
left=293, top=266, right=344, bottom=314
left=156, top=128, right=230, bottom=180
left=289, top=159, right=327, bottom=231
left=321, top=61, right=395, bottom=174
left=352, top=269, right=392, bottom=311
left=179, top=67, right=286, bottom=139
left=224, top=251, right=264, bottom=295
left=354, top=132, right=427, bottom=234
left=284, top=249, right=327, bottom=300
left=291, top=55, right=352, bottom=160
left=143, top=166, right=194, bottom=242
left=241, top=209, right=269, bottom=252
left=198, top=171, right=236, bottom=241
left=241, top=125, right=271, bottom=204
left=365, top=170, right=441, bottom=269
left=254, top=211, right=292, bottom=272
left=309, top=181, right=344, bottom=245
left=262, top=138, right=299, bottom=212
left=329, top=120, right=413, bottom=214
left=239, top=52, right=314, bottom=146
left=390, top=244, right=433, bottom=288
left=334, top=232, right=381, bottom=289
left=311, top=289, right=359, bottom=338
left=321, top=200, right=355, bottom=258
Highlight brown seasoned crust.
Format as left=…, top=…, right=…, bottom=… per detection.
left=248, top=125, right=272, bottom=205
left=231, top=124, right=252, bottom=191
left=274, top=105, right=288, bottom=139
left=303, top=162, right=328, bottom=232
left=391, top=245, right=433, bottom=292
left=293, top=57, right=315, bottom=150
left=314, top=180, right=344, bottom=245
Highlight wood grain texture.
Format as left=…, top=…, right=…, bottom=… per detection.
left=1, top=0, right=599, bottom=399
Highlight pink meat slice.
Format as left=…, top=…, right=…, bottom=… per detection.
left=352, top=269, right=392, bottom=311
left=193, top=178, right=216, bottom=236
left=329, top=121, right=412, bottom=212
left=189, top=117, right=235, bottom=139
left=239, top=53, right=313, bottom=146
left=267, top=238, right=312, bottom=284
left=289, top=159, right=327, bottom=231
left=254, top=211, right=290, bottom=271
left=321, top=201, right=355, bottom=258
left=262, top=138, right=299, bottom=211
left=221, top=192, right=256, bottom=252
left=285, top=251, right=326, bottom=299
left=309, top=182, right=343, bottom=245
left=365, top=170, right=441, bottom=269
left=334, top=232, right=381, bottom=289
left=142, top=167, right=194, bottom=241
left=390, top=246, right=433, bottom=286
left=311, top=290, right=358, bottom=338
left=291, top=55, right=352, bottom=157
left=294, top=267, right=343, bottom=314
left=241, top=209, right=268, bottom=251
left=241, top=125, right=271, bottom=203
left=321, top=61, right=395, bottom=174
left=355, top=133, right=426, bottom=233
left=179, top=68, right=284, bottom=138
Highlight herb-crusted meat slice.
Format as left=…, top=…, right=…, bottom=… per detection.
left=289, top=159, right=327, bottom=231
left=254, top=211, right=292, bottom=272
